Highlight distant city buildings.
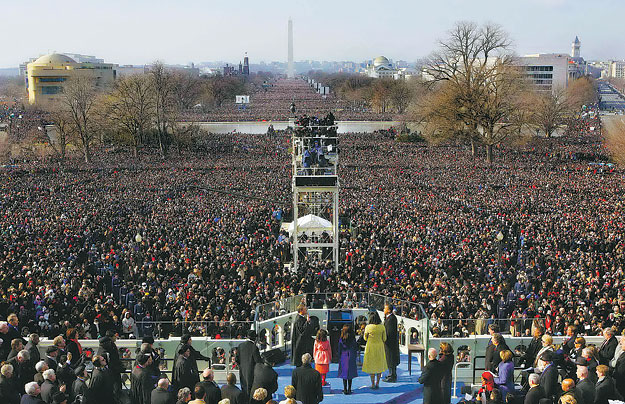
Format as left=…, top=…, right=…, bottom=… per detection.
left=19, top=58, right=36, bottom=77
left=18, top=40, right=616, bottom=106
left=243, top=53, right=250, bottom=75
left=571, top=36, right=581, bottom=59
left=154, top=63, right=200, bottom=76
left=363, top=56, right=418, bottom=80
left=222, top=53, right=250, bottom=77
left=116, top=65, right=147, bottom=77
left=609, top=61, right=625, bottom=79
left=223, top=63, right=238, bottom=76
left=421, top=36, right=589, bottom=92
left=365, top=56, right=397, bottom=78
left=23, top=51, right=202, bottom=105
left=517, top=53, right=575, bottom=91
left=106, top=63, right=199, bottom=78
left=20, top=53, right=105, bottom=76
left=516, top=36, right=588, bottom=92
left=63, top=53, right=105, bottom=64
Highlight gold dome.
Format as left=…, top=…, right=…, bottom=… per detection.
left=33, top=53, right=76, bottom=65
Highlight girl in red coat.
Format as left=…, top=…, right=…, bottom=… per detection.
left=314, top=329, right=332, bottom=386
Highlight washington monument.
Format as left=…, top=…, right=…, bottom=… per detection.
left=287, top=18, right=294, bottom=78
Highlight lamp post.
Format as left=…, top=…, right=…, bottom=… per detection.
left=496, top=231, right=504, bottom=265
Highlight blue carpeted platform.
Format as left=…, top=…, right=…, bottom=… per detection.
left=270, top=353, right=463, bottom=404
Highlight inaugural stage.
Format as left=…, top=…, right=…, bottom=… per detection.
left=273, top=353, right=430, bottom=404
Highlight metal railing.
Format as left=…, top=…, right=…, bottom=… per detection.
left=369, top=293, right=428, bottom=321
left=121, top=306, right=547, bottom=344
left=254, top=294, right=307, bottom=323
left=452, top=361, right=473, bottom=399
left=429, top=318, right=548, bottom=337
left=83, top=293, right=431, bottom=342
left=254, top=292, right=430, bottom=360
left=253, top=292, right=428, bottom=321
left=471, top=355, right=526, bottom=386
left=131, top=320, right=254, bottom=340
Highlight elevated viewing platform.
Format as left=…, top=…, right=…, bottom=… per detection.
left=290, top=113, right=341, bottom=273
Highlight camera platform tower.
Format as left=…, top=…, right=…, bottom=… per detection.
left=290, top=116, right=339, bottom=274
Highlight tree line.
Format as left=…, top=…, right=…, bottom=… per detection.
left=311, top=22, right=598, bottom=164
left=416, top=22, right=597, bottom=163
left=29, top=64, right=274, bottom=162
left=306, top=71, right=424, bottom=115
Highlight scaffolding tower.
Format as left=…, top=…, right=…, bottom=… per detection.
left=290, top=117, right=339, bottom=274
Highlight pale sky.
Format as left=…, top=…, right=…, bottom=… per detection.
left=1, top=0, right=622, bottom=68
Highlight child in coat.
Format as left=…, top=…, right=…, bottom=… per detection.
left=313, top=329, right=332, bottom=386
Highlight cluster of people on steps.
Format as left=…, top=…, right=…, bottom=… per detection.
left=290, top=303, right=400, bottom=395
left=0, top=304, right=401, bottom=404
left=418, top=323, right=625, bottom=404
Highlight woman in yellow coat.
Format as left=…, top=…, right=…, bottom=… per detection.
left=362, top=311, right=387, bottom=389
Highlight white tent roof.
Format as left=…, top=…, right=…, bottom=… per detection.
left=287, top=214, right=333, bottom=236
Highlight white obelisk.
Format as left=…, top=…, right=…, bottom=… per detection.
left=287, top=18, right=295, bottom=78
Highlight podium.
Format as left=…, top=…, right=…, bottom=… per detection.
left=327, top=309, right=353, bottom=363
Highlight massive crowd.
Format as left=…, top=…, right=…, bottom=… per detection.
left=1, top=90, right=625, bottom=402
left=180, top=79, right=396, bottom=122
left=0, top=104, right=49, bottom=145
left=1, top=105, right=624, bottom=341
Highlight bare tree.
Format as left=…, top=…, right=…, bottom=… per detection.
left=202, top=76, right=246, bottom=108
left=58, top=76, right=99, bottom=163
left=168, top=73, right=204, bottom=155
left=105, top=74, right=154, bottom=157
left=149, top=62, right=174, bottom=158
left=423, top=21, right=528, bottom=163
left=475, top=62, right=529, bottom=163
left=527, top=77, right=596, bottom=139
left=527, top=88, right=572, bottom=138
left=371, top=80, right=393, bottom=113
left=0, top=77, right=25, bottom=103
left=416, top=81, right=479, bottom=154
left=167, top=99, right=184, bottom=156
left=44, top=106, right=74, bottom=161
left=566, top=77, right=597, bottom=110
left=171, top=72, right=202, bottom=110
left=337, top=75, right=375, bottom=105
left=389, top=80, right=415, bottom=114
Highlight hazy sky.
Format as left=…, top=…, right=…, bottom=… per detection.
left=2, top=0, right=622, bottom=68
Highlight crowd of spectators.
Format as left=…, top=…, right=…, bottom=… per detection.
left=1, top=92, right=625, bottom=403
left=0, top=322, right=291, bottom=404
left=0, top=104, right=624, bottom=343
left=0, top=103, right=49, bottom=144
left=451, top=324, right=625, bottom=404
left=179, top=79, right=396, bottom=122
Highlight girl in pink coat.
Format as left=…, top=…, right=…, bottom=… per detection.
left=314, top=328, right=332, bottom=386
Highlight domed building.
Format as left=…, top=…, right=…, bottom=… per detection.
left=32, top=53, right=77, bottom=65
left=373, top=56, right=391, bottom=68
left=365, top=56, right=398, bottom=78
left=26, top=53, right=117, bottom=105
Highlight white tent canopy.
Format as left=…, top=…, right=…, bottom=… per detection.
left=287, top=214, right=333, bottom=236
